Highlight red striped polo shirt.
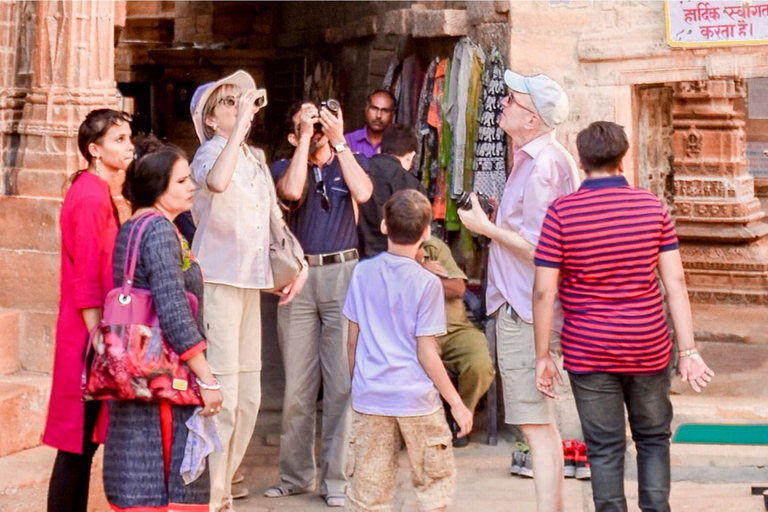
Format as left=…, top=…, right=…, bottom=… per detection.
left=534, top=175, right=678, bottom=375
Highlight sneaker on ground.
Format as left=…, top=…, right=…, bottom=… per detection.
left=510, top=450, right=525, bottom=475
left=518, top=451, right=534, bottom=478
left=563, top=439, right=577, bottom=478
left=575, top=441, right=591, bottom=480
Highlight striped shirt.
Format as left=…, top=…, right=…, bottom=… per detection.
left=534, top=175, right=678, bottom=375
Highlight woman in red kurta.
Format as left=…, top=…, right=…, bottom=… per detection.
left=43, top=109, right=134, bottom=512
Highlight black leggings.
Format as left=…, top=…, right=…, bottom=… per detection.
left=47, top=401, right=102, bottom=512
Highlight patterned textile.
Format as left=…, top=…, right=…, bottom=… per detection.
left=181, top=407, right=222, bottom=485
left=534, top=175, right=677, bottom=375
left=415, top=58, right=439, bottom=188
left=472, top=47, right=508, bottom=202
left=346, top=409, right=455, bottom=511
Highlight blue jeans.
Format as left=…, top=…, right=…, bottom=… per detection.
left=569, top=367, right=673, bottom=512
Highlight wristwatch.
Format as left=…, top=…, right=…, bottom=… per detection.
left=678, top=348, right=698, bottom=358
left=333, top=140, right=349, bottom=153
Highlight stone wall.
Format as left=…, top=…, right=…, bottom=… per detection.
left=506, top=1, right=768, bottom=187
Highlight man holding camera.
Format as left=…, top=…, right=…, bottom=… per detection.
left=458, top=71, right=579, bottom=512
left=266, top=101, right=371, bottom=507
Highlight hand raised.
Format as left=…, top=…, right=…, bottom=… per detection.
left=319, top=106, right=344, bottom=145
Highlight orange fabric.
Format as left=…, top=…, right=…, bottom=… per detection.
left=179, top=340, right=206, bottom=361
left=160, top=402, right=173, bottom=487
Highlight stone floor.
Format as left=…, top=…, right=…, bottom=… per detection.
left=227, top=402, right=768, bottom=512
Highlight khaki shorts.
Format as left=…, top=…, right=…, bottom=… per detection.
left=346, top=409, right=455, bottom=511
left=495, top=304, right=565, bottom=425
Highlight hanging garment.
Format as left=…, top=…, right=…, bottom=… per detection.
left=416, top=58, right=439, bottom=187
left=396, top=55, right=427, bottom=127
left=463, top=46, right=485, bottom=193
left=447, top=38, right=485, bottom=197
left=429, top=58, right=449, bottom=220
left=382, top=56, right=401, bottom=90
left=472, top=47, right=508, bottom=203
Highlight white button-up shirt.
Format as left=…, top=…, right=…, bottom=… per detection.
left=190, top=135, right=275, bottom=289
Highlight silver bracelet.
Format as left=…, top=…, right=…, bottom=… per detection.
left=195, top=377, right=221, bottom=390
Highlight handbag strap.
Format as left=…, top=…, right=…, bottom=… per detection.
left=120, top=212, right=163, bottom=299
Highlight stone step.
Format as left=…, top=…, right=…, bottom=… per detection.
left=0, top=310, right=21, bottom=375
left=0, top=372, right=51, bottom=458
left=0, top=445, right=54, bottom=510
left=691, top=302, right=768, bottom=345
left=0, top=445, right=108, bottom=511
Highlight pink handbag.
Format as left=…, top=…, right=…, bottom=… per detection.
left=82, top=212, right=203, bottom=406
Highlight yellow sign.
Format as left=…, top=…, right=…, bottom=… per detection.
left=665, top=0, right=768, bottom=47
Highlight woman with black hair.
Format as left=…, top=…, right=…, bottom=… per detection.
left=102, top=137, right=222, bottom=511
left=44, top=109, right=134, bottom=512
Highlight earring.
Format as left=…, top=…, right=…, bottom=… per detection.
left=213, top=124, right=218, bottom=132
left=94, top=156, right=101, bottom=176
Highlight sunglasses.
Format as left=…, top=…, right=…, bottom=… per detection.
left=507, top=91, right=537, bottom=116
left=218, top=89, right=269, bottom=109
left=315, top=179, right=332, bottom=213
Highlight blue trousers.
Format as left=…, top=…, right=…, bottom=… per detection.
left=569, top=367, right=673, bottom=512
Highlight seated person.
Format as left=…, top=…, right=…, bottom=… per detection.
left=357, top=124, right=426, bottom=259
left=418, top=236, right=496, bottom=446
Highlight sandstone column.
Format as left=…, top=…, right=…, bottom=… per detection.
left=14, top=0, right=117, bottom=197
left=0, top=0, right=29, bottom=194
left=672, top=79, right=768, bottom=305
left=0, top=0, right=118, bottom=373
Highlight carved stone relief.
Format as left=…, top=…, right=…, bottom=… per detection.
left=669, top=78, right=768, bottom=304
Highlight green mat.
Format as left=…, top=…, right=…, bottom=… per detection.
left=672, top=424, right=768, bottom=445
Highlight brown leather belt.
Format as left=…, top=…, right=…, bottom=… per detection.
left=305, top=249, right=359, bottom=267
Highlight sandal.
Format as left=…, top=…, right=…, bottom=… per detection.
left=325, top=494, right=346, bottom=507
left=264, top=484, right=310, bottom=498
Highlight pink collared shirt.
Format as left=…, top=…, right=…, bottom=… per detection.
left=486, top=131, right=580, bottom=331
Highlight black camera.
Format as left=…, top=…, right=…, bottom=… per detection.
left=314, top=99, right=341, bottom=133
left=320, top=99, right=340, bottom=114
left=456, top=191, right=494, bottom=215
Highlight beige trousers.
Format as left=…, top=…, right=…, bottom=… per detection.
left=204, top=283, right=262, bottom=512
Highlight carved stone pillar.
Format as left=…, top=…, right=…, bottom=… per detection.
left=672, top=79, right=768, bottom=305
left=13, top=0, right=117, bottom=197
left=0, top=0, right=29, bottom=195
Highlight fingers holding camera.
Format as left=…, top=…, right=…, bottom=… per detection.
left=458, top=193, right=494, bottom=236
left=319, top=105, right=344, bottom=144
left=298, top=104, right=318, bottom=139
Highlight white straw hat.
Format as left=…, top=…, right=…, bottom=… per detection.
left=189, top=70, right=256, bottom=143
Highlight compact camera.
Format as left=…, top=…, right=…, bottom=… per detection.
left=254, top=88, right=268, bottom=108
left=456, top=191, right=494, bottom=215
left=314, top=99, right=341, bottom=132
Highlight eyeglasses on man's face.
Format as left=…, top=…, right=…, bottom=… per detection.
left=506, top=91, right=537, bottom=117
